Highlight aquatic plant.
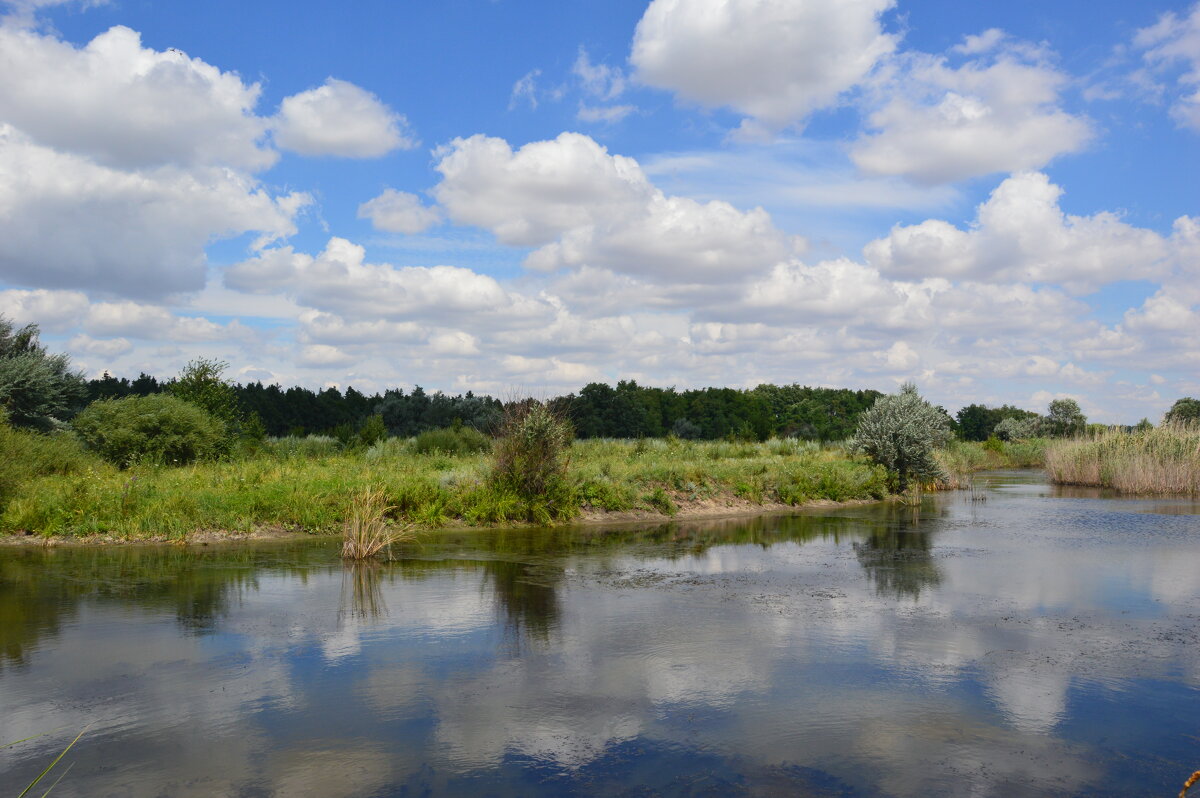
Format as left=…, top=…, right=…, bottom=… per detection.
left=1045, top=422, right=1200, bottom=494
left=341, top=488, right=413, bottom=559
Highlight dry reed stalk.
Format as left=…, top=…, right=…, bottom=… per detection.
left=1180, top=769, right=1200, bottom=798
left=341, top=488, right=413, bottom=559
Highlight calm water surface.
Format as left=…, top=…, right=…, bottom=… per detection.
left=3, top=471, right=1200, bottom=797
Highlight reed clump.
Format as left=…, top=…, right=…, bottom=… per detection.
left=1045, top=423, right=1200, bottom=494
left=341, top=488, right=413, bottom=559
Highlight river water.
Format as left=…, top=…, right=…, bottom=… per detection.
left=3, top=471, right=1200, bottom=797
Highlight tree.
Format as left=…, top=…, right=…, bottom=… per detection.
left=72, top=394, right=227, bottom=467
left=852, top=383, right=952, bottom=492
left=1045, top=398, right=1087, bottom=437
left=0, top=315, right=87, bottom=430
left=1164, top=397, right=1200, bottom=426
left=994, top=415, right=1042, bottom=441
left=167, top=358, right=243, bottom=438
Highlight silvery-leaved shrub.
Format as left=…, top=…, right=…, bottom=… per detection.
left=852, top=383, right=951, bottom=491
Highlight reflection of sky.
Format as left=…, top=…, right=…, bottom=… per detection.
left=2, top=479, right=1200, bottom=796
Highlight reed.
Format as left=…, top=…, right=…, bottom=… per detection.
left=1045, top=423, right=1200, bottom=494
left=341, top=488, right=413, bottom=559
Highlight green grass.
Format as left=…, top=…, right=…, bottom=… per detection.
left=934, top=438, right=1048, bottom=487
left=1, top=436, right=892, bottom=540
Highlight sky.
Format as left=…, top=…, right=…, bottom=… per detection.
left=0, top=0, right=1196, bottom=422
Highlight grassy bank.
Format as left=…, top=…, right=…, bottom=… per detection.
left=2, top=436, right=893, bottom=540
left=934, top=438, right=1048, bottom=487
left=1045, top=424, right=1200, bottom=494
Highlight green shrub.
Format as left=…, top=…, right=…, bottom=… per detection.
left=491, top=400, right=574, bottom=518
left=72, top=394, right=227, bottom=467
left=412, top=425, right=492, bottom=456
left=852, top=383, right=952, bottom=492
left=0, top=316, right=87, bottom=430
left=644, top=486, right=678, bottom=515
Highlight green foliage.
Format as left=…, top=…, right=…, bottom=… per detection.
left=412, top=425, right=492, bottom=456
left=852, top=383, right=952, bottom=492
left=72, top=394, right=227, bottom=467
left=491, top=400, right=574, bottom=516
left=358, top=414, right=388, bottom=446
left=0, top=410, right=98, bottom=512
left=955, top=403, right=1041, bottom=441
left=1046, top=398, right=1087, bottom=437
left=1164, top=397, right=1200, bottom=426
left=644, top=486, right=679, bottom=515
left=167, top=358, right=243, bottom=438
left=0, top=316, right=87, bottom=430
left=983, top=435, right=1004, bottom=453
left=266, top=435, right=343, bottom=459
left=993, top=415, right=1042, bottom=441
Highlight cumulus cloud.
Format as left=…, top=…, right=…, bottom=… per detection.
left=864, top=172, right=1168, bottom=292
left=851, top=42, right=1092, bottom=183
left=0, top=25, right=273, bottom=170
left=434, top=132, right=796, bottom=282
left=273, top=78, right=415, bottom=158
left=357, top=189, right=441, bottom=234
left=630, top=0, right=897, bottom=129
left=1134, top=3, right=1200, bottom=130
left=0, top=125, right=308, bottom=298
left=0, top=288, right=90, bottom=331
left=227, top=237, right=554, bottom=328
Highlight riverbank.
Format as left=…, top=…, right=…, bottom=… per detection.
left=1, top=436, right=1041, bottom=545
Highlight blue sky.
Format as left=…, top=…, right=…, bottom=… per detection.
left=0, top=0, right=1197, bottom=422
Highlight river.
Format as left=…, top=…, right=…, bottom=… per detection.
left=3, top=470, right=1200, bottom=796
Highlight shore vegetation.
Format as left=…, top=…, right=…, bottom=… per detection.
left=1045, top=423, right=1200, bottom=494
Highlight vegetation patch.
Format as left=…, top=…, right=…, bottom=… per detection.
left=1045, top=424, right=1200, bottom=494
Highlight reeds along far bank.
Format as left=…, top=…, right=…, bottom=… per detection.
left=1045, top=423, right=1200, bottom=494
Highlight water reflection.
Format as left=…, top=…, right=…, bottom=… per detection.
left=3, top=475, right=1200, bottom=797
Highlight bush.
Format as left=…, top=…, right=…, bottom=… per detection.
left=491, top=400, right=573, bottom=511
left=72, top=394, right=228, bottom=467
left=852, top=383, right=951, bottom=492
left=167, top=358, right=243, bottom=440
left=412, top=425, right=492, bottom=456
left=994, top=415, right=1042, bottom=441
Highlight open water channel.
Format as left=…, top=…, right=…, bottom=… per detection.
left=3, top=470, right=1200, bottom=796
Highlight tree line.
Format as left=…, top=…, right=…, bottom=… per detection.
left=86, top=371, right=884, bottom=442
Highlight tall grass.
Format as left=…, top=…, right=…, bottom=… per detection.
left=341, top=488, right=413, bottom=559
left=3, top=436, right=892, bottom=539
left=1045, top=423, right=1200, bottom=494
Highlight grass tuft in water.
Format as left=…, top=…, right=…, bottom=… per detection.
left=341, top=488, right=413, bottom=559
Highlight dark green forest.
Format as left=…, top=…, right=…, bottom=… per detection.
left=86, top=373, right=885, bottom=442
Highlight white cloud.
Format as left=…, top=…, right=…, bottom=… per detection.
left=851, top=44, right=1092, bottom=183
left=951, top=28, right=1006, bottom=56
left=573, top=47, right=625, bottom=101
left=273, top=78, right=415, bottom=158
left=577, top=104, right=635, bottom=124
left=84, top=300, right=253, bottom=342
left=228, top=237, right=554, bottom=329
left=1135, top=3, right=1200, bottom=131
left=357, top=189, right=441, bottom=234
left=67, top=333, right=131, bottom=358
left=508, top=69, right=540, bottom=111
left=0, top=288, right=89, bottom=330
left=864, top=172, right=1168, bottom=292
left=0, top=25, right=273, bottom=170
left=434, top=132, right=796, bottom=283
left=0, top=124, right=308, bottom=298
left=630, top=0, right=897, bottom=129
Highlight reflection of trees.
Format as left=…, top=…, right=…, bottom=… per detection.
left=0, top=543, right=328, bottom=667
left=482, top=560, right=560, bottom=642
left=852, top=508, right=944, bottom=600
